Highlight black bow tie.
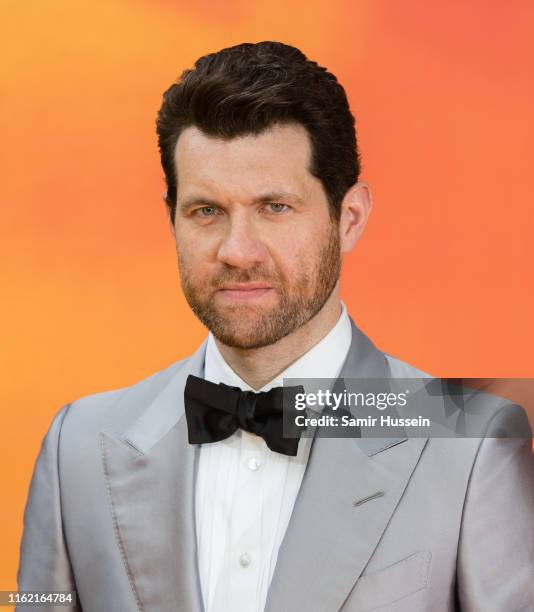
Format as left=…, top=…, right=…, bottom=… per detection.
left=183, top=374, right=306, bottom=456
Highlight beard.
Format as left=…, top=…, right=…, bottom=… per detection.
left=178, top=221, right=342, bottom=349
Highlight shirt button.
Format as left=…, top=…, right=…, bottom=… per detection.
left=247, top=457, right=261, bottom=471
left=239, top=553, right=251, bottom=568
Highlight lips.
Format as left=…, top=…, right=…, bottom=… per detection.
left=219, top=283, right=272, bottom=291
left=217, top=284, right=273, bottom=301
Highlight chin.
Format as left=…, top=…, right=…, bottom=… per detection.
left=215, top=335, right=277, bottom=350
left=210, top=319, right=278, bottom=349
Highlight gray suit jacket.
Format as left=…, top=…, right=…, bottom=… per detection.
left=17, top=319, right=534, bottom=611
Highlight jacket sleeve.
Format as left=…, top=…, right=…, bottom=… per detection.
left=456, top=403, right=534, bottom=611
left=17, top=404, right=82, bottom=611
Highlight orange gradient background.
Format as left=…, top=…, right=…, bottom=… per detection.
left=2, top=0, right=534, bottom=594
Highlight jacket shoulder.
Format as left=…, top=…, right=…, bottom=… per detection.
left=60, top=354, right=192, bottom=436
left=384, top=353, right=531, bottom=437
left=384, top=353, right=433, bottom=378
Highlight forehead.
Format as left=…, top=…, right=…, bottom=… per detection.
left=174, top=123, right=316, bottom=200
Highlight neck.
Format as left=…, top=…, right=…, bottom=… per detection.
left=214, top=287, right=342, bottom=390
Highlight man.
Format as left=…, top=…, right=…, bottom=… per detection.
left=18, top=41, right=534, bottom=611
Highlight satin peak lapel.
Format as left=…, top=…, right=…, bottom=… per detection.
left=265, top=319, right=428, bottom=612
left=100, top=340, right=207, bottom=612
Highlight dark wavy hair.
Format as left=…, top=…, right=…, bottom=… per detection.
left=156, top=41, right=360, bottom=224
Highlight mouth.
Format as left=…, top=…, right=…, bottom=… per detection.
left=217, top=284, right=273, bottom=302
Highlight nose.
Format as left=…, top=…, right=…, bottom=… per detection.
left=217, top=213, right=267, bottom=269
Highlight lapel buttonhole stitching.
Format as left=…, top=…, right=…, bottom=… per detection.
left=353, top=491, right=385, bottom=507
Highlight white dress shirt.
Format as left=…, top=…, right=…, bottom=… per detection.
left=195, top=300, right=353, bottom=612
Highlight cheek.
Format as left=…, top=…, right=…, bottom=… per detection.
left=269, top=236, right=315, bottom=279
left=176, top=232, right=211, bottom=264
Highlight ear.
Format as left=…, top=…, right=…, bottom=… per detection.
left=339, top=182, right=373, bottom=254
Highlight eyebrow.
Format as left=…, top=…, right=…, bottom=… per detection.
left=177, top=192, right=304, bottom=213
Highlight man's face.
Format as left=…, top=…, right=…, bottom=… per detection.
left=173, top=122, right=342, bottom=349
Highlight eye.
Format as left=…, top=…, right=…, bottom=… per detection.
left=196, top=206, right=218, bottom=217
left=265, top=203, right=288, bottom=214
